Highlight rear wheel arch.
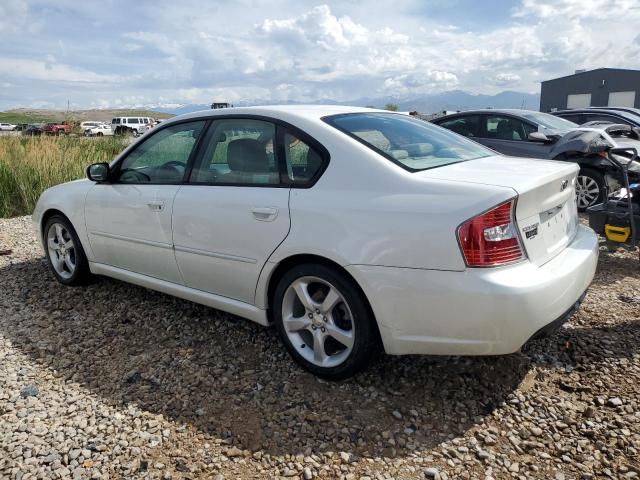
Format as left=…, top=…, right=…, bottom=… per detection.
left=266, top=254, right=380, bottom=338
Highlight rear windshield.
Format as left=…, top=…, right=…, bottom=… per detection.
left=324, top=113, right=492, bottom=171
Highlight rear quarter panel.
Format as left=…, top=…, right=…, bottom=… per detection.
left=268, top=128, right=516, bottom=272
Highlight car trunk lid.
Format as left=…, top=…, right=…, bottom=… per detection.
left=417, top=155, right=580, bottom=266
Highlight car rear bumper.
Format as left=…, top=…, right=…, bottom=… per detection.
left=346, top=224, right=599, bottom=356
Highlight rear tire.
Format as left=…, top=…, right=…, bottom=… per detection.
left=576, top=168, right=605, bottom=211
left=43, top=215, right=92, bottom=286
left=272, top=263, right=378, bottom=380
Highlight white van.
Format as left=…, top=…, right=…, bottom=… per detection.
left=111, top=117, right=152, bottom=136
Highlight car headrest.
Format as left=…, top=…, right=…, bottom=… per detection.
left=227, top=139, right=270, bottom=173
left=401, top=143, right=434, bottom=157
left=496, top=120, right=511, bottom=134
left=390, top=149, right=409, bottom=160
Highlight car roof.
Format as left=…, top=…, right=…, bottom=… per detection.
left=166, top=105, right=385, bottom=124
left=439, top=108, right=541, bottom=116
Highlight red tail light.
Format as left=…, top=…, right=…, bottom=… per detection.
left=457, top=199, right=524, bottom=267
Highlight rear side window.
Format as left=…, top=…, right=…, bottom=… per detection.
left=283, top=131, right=324, bottom=185
left=437, top=115, right=480, bottom=138
left=324, top=113, right=492, bottom=171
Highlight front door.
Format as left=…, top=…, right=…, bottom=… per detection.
left=479, top=114, right=548, bottom=158
left=85, top=120, right=206, bottom=283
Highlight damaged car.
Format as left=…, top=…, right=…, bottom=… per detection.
left=432, top=109, right=640, bottom=209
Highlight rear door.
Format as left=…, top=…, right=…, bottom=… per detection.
left=171, top=118, right=290, bottom=304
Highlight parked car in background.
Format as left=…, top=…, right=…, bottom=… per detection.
left=551, top=107, right=640, bottom=128
left=24, top=124, right=45, bottom=136
left=33, top=106, right=598, bottom=378
left=432, top=109, right=640, bottom=209
left=43, top=122, right=72, bottom=135
left=0, top=122, right=17, bottom=131
left=111, top=117, right=152, bottom=136
left=80, top=121, right=106, bottom=132
left=85, top=124, right=113, bottom=137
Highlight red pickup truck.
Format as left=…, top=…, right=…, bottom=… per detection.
left=43, top=122, right=73, bottom=135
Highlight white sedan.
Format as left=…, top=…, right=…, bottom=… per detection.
left=0, top=122, right=17, bottom=131
left=33, top=106, right=598, bottom=378
left=85, top=124, right=113, bottom=136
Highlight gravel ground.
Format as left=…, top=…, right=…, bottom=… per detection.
left=1, top=215, right=639, bottom=480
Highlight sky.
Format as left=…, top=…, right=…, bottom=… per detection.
left=1, top=0, right=640, bottom=110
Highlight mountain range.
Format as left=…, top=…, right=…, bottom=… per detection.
left=153, top=90, right=541, bottom=116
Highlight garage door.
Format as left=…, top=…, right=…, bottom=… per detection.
left=567, top=93, right=591, bottom=108
left=608, top=91, right=636, bottom=107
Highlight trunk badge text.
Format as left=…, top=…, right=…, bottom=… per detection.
left=523, top=223, right=539, bottom=239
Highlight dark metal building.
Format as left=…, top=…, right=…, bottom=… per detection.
left=540, top=68, right=640, bottom=112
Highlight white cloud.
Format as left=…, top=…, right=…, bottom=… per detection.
left=0, top=57, right=118, bottom=83
left=1, top=1, right=640, bottom=109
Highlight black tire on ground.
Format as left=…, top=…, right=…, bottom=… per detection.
left=272, top=263, right=378, bottom=380
left=43, top=214, right=92, bottom=286
left=576, top=168, right=605, bottom=211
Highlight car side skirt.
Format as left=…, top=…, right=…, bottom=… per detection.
left=90, top=262, right=269, bottom=326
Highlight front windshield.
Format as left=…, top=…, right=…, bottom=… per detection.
left=324, top=113, right=493, bottom=171
left=520, top=112, right=577, bottom=130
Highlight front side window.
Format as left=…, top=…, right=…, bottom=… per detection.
left=190, top=119, right=278, bottom=185
left=485, top=115, right=532, bottom=141
left=116, top=121, right=205, bottom=184
left=520, top=111, right=577, bottom=131
left=584, top=114, right=626, bottom=125
left=324, top=113, right=492, bottom=171
left=284, top=131, right=324, bottom=184
left=437, top=115, right=480, bottom=138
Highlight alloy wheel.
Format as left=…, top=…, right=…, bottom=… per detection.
left=281, top=276, right=355, bottom=368
left=47, top=223, right=76, bottom=279
left=575, top=175, right=600, bottom=209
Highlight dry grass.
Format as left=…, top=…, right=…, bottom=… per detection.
left=0, top=136, right=128, bottom=218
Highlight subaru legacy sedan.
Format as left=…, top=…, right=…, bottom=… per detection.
left=33, top=106, right=598, bottom=379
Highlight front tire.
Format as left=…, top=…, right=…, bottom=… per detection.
left=44, top=215, right=92, bottom=286
left=273, top=263, right=378, bottom=379
left=576, top=168, right=605, bottom=211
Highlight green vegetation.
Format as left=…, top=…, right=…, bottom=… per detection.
left=0, top=111, right=58, bottom=124
left=0, top=136, right=129, bottom=218
left=384, top=103, right=399, bottom=112
left=0, top=109, right=173, bottom=126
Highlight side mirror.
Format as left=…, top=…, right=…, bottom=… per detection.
left=528, top=131, right=550, bottom=143
left=87, top=162, right=110, bottom=182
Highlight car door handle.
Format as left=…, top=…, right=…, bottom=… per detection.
left=251, top=207, right=278, bottom=222
left=147, top=200, right=165, bottom=211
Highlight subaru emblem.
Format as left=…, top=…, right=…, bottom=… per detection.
left=560, top=180, right=568, bottom=191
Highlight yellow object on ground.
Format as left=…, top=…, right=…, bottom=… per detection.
left=605, top=224, right=631, bottom=243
